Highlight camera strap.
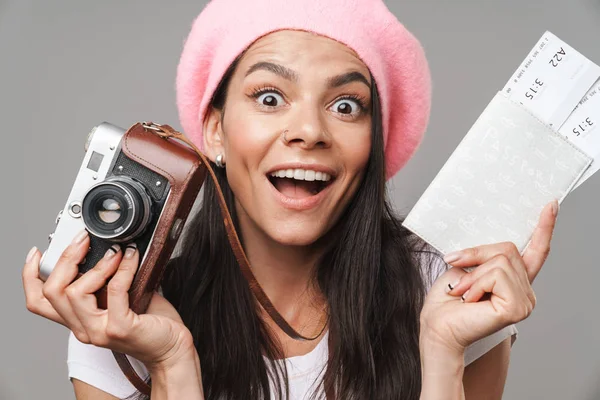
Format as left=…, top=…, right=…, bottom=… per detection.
left=112, top=122, right=329, bottom=396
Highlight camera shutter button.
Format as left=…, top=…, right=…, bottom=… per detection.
left=170, top=218, right=184, bottom=241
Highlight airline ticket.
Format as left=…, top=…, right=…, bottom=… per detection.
left=559, top=80, right=600, bottom=190
left=502, top=31, right=600, bottom=129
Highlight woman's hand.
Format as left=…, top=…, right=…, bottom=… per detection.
left=420, top=199, right=559, bottom=354
left=22, top=229, right=194, bottom=372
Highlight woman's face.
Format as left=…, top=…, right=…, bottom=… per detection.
left=204, top=30, right=373, bottom=247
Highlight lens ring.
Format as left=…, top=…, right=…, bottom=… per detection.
left=82, top=182, right=135, bottom=240
left=81, top=177, right=151, bottom=241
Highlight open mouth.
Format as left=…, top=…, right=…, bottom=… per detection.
left=267, top=169, right=335, bottom=199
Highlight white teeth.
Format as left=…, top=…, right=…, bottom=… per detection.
left=269, top=168, right=333, bottom=182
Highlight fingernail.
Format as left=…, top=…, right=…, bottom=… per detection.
left=443, top=251, right=462, bottom=264
left=73, top=229, right=89, bottom=244
left=124, top=243, right=137, bottom=259
left=552, top=200, right=559, bottom=217
left=445, top=279, right=461, bottom=294
left=461, top=290, right=470, bottom=303
left=104, top=244, right=120, bottom=259
left=25, top=246, right=37, bottom=263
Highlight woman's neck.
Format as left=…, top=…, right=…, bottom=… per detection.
left=235, top=205, right=327, bottom=326
left=232, top=202, right=332, bottom=358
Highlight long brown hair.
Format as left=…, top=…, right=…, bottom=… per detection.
left=133, top=56, right=440, bottom=400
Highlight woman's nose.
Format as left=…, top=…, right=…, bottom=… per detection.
left=282, top=106, right=332, bottom=150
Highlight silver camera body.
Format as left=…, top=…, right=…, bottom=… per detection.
left=39, top=122, right=172, bottom=281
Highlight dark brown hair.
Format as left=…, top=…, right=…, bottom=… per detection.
left=133, top=55, right=440, bottom=400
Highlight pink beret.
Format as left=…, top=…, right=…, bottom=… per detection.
left=176, top=0, right=432, bottom=180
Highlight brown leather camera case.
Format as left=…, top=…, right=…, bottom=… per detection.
left=94, top=123, right=206, bottom=313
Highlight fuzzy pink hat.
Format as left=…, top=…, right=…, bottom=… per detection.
left=176, top=0, right=431, bottom=179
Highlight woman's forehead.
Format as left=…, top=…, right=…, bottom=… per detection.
left=237, top=30, right=370, bottom=79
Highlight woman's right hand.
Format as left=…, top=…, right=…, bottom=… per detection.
left=22, top=229, right=195, bottom=372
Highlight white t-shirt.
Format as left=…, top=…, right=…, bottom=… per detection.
left=67, top=253, right=519, bottom=399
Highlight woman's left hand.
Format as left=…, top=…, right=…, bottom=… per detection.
left=419, top=200, right=559, bottom=354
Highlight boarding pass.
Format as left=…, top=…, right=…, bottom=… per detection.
left=502, top=31, right=600, bottom=191
left=502, top=31, right=600, bottom=129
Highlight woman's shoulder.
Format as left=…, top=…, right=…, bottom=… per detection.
left=67, top=331, right=148, bottom=398
left=407, top=234, right=449, bottom=291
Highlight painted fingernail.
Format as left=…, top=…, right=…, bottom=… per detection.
left=104, top=244, right=121, bottom=259
left=124, top=243, right=137, bottom=259
left=443, top=251, right=462, bottom=264
left=461, top=290, right=470, bottom=303
left=552, top=200, right=559, bottom=217
left=73, top=229, right=88, bottom=244
left=25, top=246, right=37, bottom=263
left=445, top=279, right=461, bottom=294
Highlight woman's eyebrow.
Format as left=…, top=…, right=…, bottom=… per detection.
left=327, top=71, right=371, bottom=90
left=245, top=62, right=371, bottom=90
left=245, top=62, right=298, bottom=82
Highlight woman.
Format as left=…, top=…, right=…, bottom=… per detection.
left=22, top=0, right=558, bottom=398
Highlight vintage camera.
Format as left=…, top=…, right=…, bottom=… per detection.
left=39, top=122, right=206, bottom=312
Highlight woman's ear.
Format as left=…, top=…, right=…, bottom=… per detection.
left=202, top=106, right=225, bottom=162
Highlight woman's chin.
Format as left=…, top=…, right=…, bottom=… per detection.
left=267, top=226, right=329, bottom=248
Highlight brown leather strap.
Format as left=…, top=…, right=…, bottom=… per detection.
left=145, top=122, right=328, bottom=341
left=113, top=351, right=151, bottom=395
left=114, top=122, right=328, bottom=396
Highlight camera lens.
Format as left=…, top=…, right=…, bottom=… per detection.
left=81, top=177, right=152, bottom=242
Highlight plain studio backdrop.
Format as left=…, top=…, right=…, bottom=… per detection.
left=3, top=0, right=600, bottom=399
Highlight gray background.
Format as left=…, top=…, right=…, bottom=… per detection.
left=3, top=0, right=600, bottom=399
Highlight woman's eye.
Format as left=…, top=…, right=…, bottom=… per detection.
left=256, top=91, right=285, bottom=107
left=331, top=98, right=362, bottom=116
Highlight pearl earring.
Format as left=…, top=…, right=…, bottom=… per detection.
left=215, top=153, right=226, bottom=168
